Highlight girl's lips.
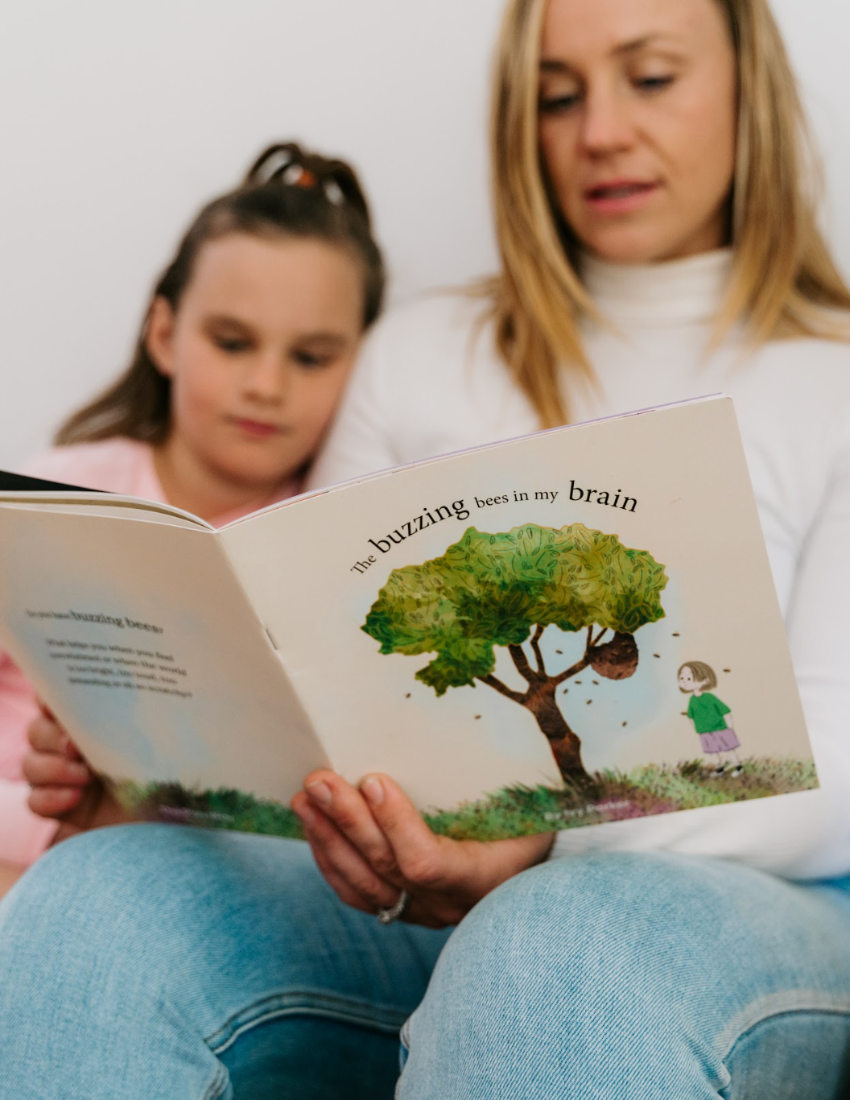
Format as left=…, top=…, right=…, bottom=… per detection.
left=231, top=418, right=284, bottom=439
left=584, top=180, right=660, bottom=214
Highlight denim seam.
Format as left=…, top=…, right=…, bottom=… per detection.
left=202, top=1060, right=231, bottom=1100
left=204, top=989, right=407, bottom=1055
left=718, top=992, right=850, bottom=1062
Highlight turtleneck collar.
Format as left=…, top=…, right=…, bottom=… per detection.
left=579, top=248, right=732, bottom=326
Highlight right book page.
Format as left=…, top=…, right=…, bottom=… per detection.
left=221, top=395, right=815, bottom=837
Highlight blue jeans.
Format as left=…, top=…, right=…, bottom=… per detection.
left=1, top=825, right=850, bottom=1098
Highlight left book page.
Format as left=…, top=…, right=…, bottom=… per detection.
left=0, top=492, right=328, bottom=815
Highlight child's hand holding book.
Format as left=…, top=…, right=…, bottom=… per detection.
left=25, top=704, right=132, bottom=842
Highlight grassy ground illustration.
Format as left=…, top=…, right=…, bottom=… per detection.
left=424, top=757, right=817, bottom=840
left=116, top=757, right=816, bottom=843
left=117, top=780, right=305, bottom=839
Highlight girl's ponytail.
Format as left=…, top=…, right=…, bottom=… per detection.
left=244, top=142, right=374, bottom=230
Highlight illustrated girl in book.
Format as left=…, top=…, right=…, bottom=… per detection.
left=0, top=142, right=385, bottom=891
left=677, top=661, right=743, bottom=776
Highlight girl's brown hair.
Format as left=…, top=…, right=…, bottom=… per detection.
left=488, top=0, right=850, bottom=429
left=678, top=661, right=718, bottom=691
left=56, top=143, right=385, bottom=446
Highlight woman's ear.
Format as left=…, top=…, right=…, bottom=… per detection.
left=145, top=296, right=177, bottom=378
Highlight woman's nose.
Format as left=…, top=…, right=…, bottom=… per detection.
left=579, top=86, right=634, bottom=156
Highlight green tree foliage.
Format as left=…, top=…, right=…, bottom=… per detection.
left=363, top=523, right=667, bottom=694
left=363, top=523, right=668, bottom=782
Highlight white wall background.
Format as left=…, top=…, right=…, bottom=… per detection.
left=0, top=0, right=848, bottom=467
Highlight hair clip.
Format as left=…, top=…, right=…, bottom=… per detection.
left=255, top=148, right=296, bottom=184
left=282, top=163, right=318, bottom=189
left=323, top=180, right=344, bottom=206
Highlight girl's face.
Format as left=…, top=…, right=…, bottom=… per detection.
left=678, top=667, right=708, bottom=693
left=146, top=232, right=364, bottom=496
left=537, top=0, right=738, bottom=264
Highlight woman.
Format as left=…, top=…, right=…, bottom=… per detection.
left=6, top=0, right=850, bottom=1096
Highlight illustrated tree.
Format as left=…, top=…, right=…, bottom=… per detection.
left=362, top=523, right=668, bottom=783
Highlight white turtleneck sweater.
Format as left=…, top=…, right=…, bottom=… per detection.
left=309, top=251, right=850, bottom=881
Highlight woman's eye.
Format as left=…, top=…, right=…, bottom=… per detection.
left=634, top=74, right=674, bottom=93
left=539, top=92, right=581, bottom=115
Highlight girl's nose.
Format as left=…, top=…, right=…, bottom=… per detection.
left=244, top=354, right=287, bottom=403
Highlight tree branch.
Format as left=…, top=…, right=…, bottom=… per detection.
left=591, top=627, right=609, bottom=649
left=553, top=655, right=591, bottom=687
left=530, top=624, right=546, bottom=675
left=508, top=644, right=537, bottom=684
left=478, top=674, right=528, bottom=705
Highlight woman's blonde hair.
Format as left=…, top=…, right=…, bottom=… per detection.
left=488, top=0, right=850, bottom=428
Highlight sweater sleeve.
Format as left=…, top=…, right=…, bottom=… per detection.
left=0, top=612, right=57, bottom=867
left=0, top=781, right=57, bottom=867
left=775, top=418, right=850, bottom=874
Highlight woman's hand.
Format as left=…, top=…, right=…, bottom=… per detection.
left=24, top=705, right=132, bottom=842
left=291, top=769, right=554, bottom=928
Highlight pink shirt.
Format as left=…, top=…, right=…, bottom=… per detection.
left=0, top=437, right=299, bottom=866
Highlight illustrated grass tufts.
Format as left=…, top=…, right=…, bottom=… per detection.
left=115, top=757, right=816, bottom=844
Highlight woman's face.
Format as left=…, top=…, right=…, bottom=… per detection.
left=538, top=0, right=738, bottom=264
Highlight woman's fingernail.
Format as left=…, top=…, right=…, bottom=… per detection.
left=294, top=803, right=317, bottom=828
left=361, top=776, right=384, bottom=806
left=305, top=780, right=333, bottom=807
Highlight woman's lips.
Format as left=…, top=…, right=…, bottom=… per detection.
left=231, top=418, right=285, bottom=439
left=584, top=180, right=660, bottom=214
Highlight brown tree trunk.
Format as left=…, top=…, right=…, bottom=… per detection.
left=524, top=680, right=588, bottom=783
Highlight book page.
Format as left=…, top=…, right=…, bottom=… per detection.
left=0, top=507, right=327, bottom=808
left=221, top=397, right=814, bottom=833
left=0, top=489, right=214, bottom=529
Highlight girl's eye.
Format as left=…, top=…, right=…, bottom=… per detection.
left=293, top=350, right=333, bottom=370
left=213, top=335, right=251, bottom=354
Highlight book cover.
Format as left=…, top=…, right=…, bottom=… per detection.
left=0, top=396, right=816, bottom=840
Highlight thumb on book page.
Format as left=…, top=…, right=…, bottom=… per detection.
left=359, top=774, right=445, bottom=885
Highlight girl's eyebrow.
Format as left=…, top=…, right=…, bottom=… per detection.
left=203, top=313, right=253, bottom=329
left=202, top=316, right=350, bottom=346
left=297, top=332, right=349, bottom=347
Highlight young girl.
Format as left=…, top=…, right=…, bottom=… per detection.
left=678, top=661, right=744, bottom=775
left=0, top=141, right=385, bottom=880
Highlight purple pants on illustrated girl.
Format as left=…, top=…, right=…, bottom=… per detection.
left=699, top=727, right=741, bottom=753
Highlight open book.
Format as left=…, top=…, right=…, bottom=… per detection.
left=0, top=396, right=816, bottom=840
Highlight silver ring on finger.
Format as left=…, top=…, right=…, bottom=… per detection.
left=377, top=889, right=410, bottom=925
